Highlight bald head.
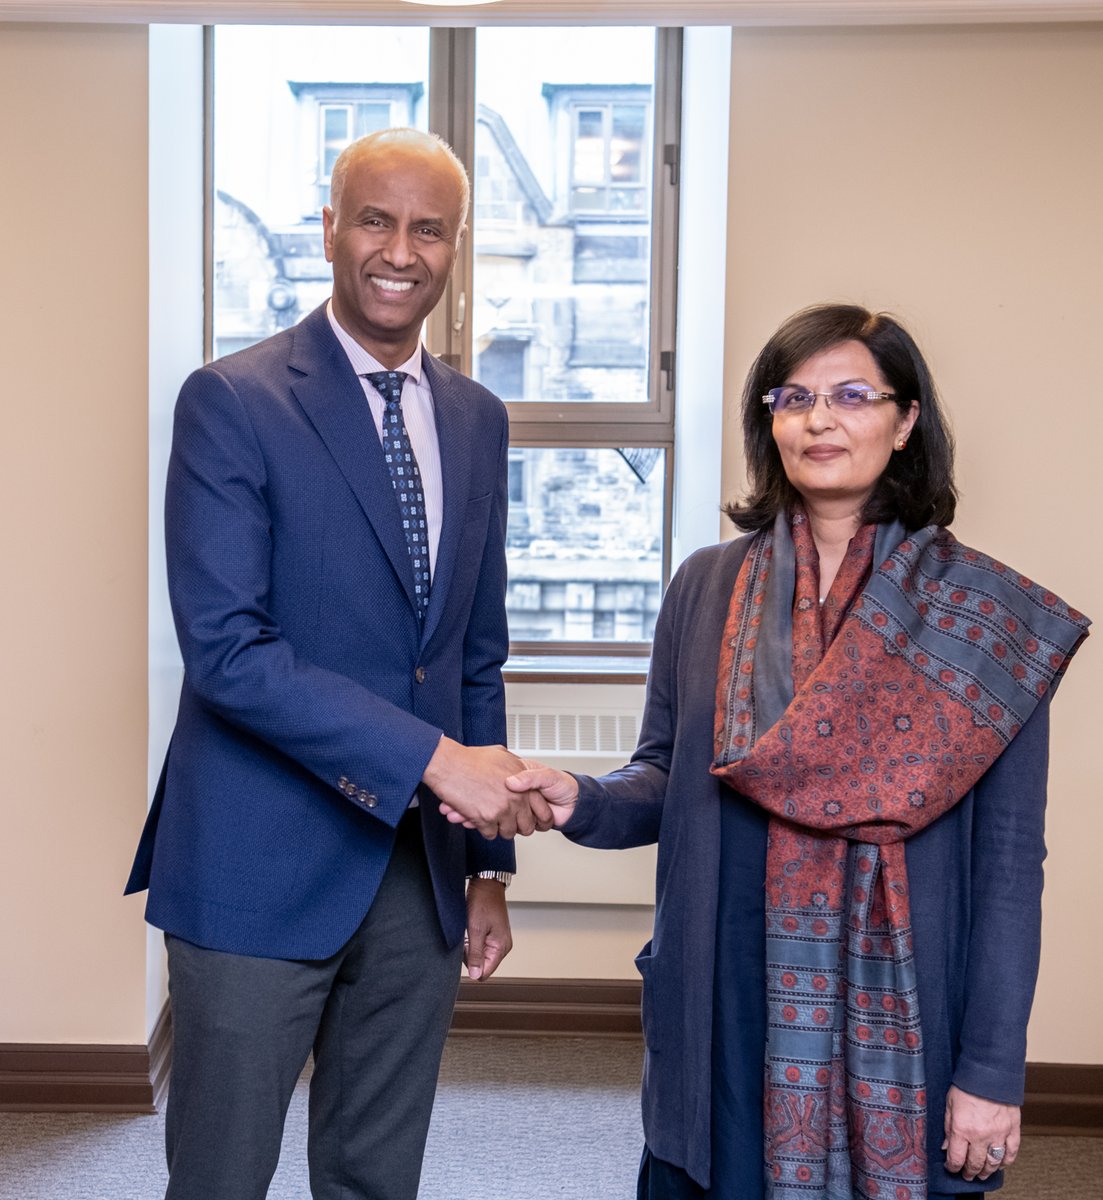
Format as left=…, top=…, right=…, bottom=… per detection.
left=322, top=125, right=469, bottom=366
left=329, top=128, right=470, bottom=227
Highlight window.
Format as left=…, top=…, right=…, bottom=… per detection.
left=466, top=37, right=671, bottom=413
left=211, top=26, right=430, bottom=359
left=504, top=448, right=665, bottom=643
left=477, top=336, right=528, bottom=402
left=210, top=24, right=680, bottom=657
left=559, top=92, right=650, bottom=215
left=573, top=226, right=649, bottom=284
left=289, top=81, right=425, bottom=209
left=467, top=28, right=680, bottom=655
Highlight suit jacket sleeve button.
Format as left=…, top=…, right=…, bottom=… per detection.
left=414, top=667, right=427, bottom=684
left=359, top=791, right=379, bottom=808
left=338, top=776, right=350, bottom=791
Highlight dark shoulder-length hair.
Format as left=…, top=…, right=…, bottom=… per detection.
left=725, top=303, right=957, bottom=533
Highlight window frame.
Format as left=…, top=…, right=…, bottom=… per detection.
left=288, top=78, right=427, bottom=208
left=558, top=88, right=652, bottom=216
left=428, top=28, right=681, bottom=443
left=318, top=101, right=354, bottom=184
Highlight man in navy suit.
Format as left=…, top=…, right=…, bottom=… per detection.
left=126, top=128, right=547, bottom=1199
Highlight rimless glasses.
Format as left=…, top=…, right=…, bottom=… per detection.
left=762, top=385, right=895, bottom=415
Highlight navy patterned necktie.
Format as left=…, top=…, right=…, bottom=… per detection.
left=364, top=370, right=431, bottom=621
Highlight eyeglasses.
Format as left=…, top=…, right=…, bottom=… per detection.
left=762, top=385, right=895, bottom=415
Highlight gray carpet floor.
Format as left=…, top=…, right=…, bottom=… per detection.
left=0, top=1036, right=1099, bottom=1199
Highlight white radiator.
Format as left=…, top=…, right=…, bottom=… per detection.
left=503, top=682, right=657, bottom=906
left=507, top=708, right=640, bottom=759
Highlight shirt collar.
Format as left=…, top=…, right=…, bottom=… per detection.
left=325, top=299, right=424, bottom=384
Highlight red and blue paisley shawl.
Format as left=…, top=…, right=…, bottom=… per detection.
left=711, top=509, right=1089, bottom=1200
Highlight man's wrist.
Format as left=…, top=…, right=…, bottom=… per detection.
left=421, top=733, right=456, bottom=791
left=467, top=870, right=513, bottom=889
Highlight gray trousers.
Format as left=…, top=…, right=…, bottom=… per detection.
left=163, top=812, right=463, bottom=1200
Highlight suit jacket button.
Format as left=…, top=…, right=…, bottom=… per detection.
left=359, top=791, right=378, bottom=808
left=414, top=667, right=427, bottom=684
left=338, top=776, right=350, bottom=791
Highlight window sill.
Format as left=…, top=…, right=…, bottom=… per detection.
left=504, top=653, right=649, bottom=685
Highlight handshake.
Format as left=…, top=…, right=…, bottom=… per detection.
left=421, top=736, right=579, bottom=839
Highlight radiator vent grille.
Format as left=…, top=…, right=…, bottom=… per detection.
left=507, top=709, right=640, bottom=755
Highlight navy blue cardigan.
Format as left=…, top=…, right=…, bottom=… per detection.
left=564, top=535, right=1050, bottom=1192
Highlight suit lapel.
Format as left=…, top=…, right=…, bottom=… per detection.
left=287, top=308, right=419, bottom=612
left=421, top=353, right=473, bottom=647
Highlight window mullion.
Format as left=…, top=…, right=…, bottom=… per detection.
left=509, top=424, right=673, bottom=450
left=426, top=27, right=475, bottom=374
left=647, top=25, right=682, bottom=435
left=202, top=24, right=214, bottom=364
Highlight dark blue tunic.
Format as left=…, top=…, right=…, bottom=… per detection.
left=565, top=536, right=1050, bottom=1198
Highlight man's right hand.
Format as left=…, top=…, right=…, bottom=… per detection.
left=422, top=737, right=554, bottom=839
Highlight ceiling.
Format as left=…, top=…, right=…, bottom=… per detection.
left=2, top=0, right=1101, bottom=26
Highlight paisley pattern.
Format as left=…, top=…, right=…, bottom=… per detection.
left=711, top=510, right=1089, bottom=1200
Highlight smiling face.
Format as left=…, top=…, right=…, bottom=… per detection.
left=323, top=137, right=467, bottom=367
left=771, top=339, right=919, bottom=519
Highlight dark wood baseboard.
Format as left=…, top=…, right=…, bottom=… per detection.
left=453, top=978, right=1103, bottom=1136
left=1023, top=1062, right=1103, bottom=1136
left=453, top=977, right=642, bottom=1037
left=3, top=981, right=1101, bottom=1133
left=0, top=1001, right=171, bottom=1114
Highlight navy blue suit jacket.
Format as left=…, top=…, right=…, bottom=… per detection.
left=126, top=304, right=515, bottom=960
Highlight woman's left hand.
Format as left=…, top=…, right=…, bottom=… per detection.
left=942, top=1084, right=1021, bottom=1181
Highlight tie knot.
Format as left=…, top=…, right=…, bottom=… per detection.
left=364, top=370, right=409, bottom=407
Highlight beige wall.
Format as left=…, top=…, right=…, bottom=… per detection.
left=0, top=23, right=151, bottom=1042
left=723, top=24, right=1103, bottom=1063
left=1, top=20, right=1099, bottom=1065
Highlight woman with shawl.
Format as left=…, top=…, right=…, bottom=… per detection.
left=504, top=305, right=1090, bottom=1199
